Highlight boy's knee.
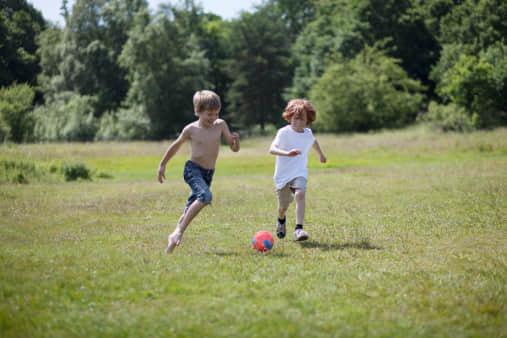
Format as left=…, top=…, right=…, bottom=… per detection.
left=295, top=189, right=305, bottom=200
left=199, top=190, right=212, bottom=204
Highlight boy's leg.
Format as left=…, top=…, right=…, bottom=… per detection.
left=294, top=183, right=308, bottom=241
left=276, top=185, right=292, bottom=239
left=278, top=205, right=288, bottom=220
left=294, top=188, right=306, bottom=226
left=166, top=200, right=208, bottom=253
left=166, top=161, right=214, bottom=253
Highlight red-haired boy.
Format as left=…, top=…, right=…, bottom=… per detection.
left=269, top=99, right=327, bottom=241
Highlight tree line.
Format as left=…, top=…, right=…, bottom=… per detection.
left=0, top=0, right=505, bottom=142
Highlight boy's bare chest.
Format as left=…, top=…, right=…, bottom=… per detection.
left=190, top=126, right=221, bottom=146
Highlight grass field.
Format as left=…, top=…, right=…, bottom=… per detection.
left=0, top=125, right=506, bottom=337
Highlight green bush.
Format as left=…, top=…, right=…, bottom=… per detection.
left=421, top=101, right=477, bottom=132
left=95, top=105, right=151, bottom=141
left=0, top=159, right=38, bottom=184
left=435, top=43, right=507, bottom=128
left=0, top=83, right=35, bottom=142
left=0, top=113, right=10, bottom=142
left=310, top=47, right=425, bottom=132
left=61, top=162, right=91, bottom=181
left=32, top=92, right=98, bottom=142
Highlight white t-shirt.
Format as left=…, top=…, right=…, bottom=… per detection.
left=272, top=125, right=315, bottom=189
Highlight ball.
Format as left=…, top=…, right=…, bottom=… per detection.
left=252, top=231, right=274, bottom=252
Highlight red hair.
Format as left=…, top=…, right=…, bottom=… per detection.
left=282, top=99, right=316, bottom=125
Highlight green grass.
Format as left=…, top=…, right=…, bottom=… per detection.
left=0, top=125, right=506, bottom=337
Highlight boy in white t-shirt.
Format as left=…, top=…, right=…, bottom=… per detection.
left=269, top=99, right=327, bottom=241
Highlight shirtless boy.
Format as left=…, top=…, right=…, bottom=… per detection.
left=158, top=90, right=240, bottom=253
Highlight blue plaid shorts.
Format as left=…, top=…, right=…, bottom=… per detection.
left=183, top=160, right=214, bottom=211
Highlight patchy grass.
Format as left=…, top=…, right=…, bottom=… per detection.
left=0, top=125, right=506, bottom=337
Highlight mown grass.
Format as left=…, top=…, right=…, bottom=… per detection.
left=0, top=125, right=506, bottom=337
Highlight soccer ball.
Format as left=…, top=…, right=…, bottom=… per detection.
left=252, top=231, right=274, bottom=252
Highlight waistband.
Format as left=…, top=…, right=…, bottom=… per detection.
left=186, top=160, right=215, bottom=175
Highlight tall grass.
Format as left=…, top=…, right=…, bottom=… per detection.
left=0, top=125, right=505, bottom=337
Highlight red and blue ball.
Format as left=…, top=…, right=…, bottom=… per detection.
left=252, top=231, right=274, bottom=252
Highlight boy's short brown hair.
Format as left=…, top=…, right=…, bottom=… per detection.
left=282, top=99, right=316, bottom=125
left=193, top=90, right=221, bottom=113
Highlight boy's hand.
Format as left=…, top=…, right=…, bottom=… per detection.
left=320, top=154, right=327, bottom=163
left=229, top=132, right=240, bottom=152
left=287, top=149, right=301, bottom=156
left=231, top=132, right=239, bottom=142
left=231, top=132, right=239, bottom=146
left=158, top=164, right=166, bottom=183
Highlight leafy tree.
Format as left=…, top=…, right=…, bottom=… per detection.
left=436, top=43, right=506, bottom=127
left=32, top=92, right=97, bottom=142
left=286, top=0, right=363, bottom=98
left=0, top=83, right=35, bottom=142
left=40, top=0, right=147, bottom=115
left=268, top=0, right=316, bottom=42
left=200, top=16, right=232, bottom=117
left=0, top=0, right=46, bottom=87
left=36, top=24, right=63, bottom=100
left=431, top=0, right=507, bottom=85
left=310, top=47, right=425, bottom=132
left=438, top=0, right=507, bottom=51
left=95, top=106, right=150, bottom=141
left=427, top=0, right=507, bottom=128
left=354, top=0, right=439, bottom=88
left=226, top=5, right=292, bottom=131
left=287, top=0, right=439, bottom=99
left=120, top=2, right=212, bottom=139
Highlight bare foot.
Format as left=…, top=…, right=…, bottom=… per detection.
left=165, top=232, right=182, bottom=254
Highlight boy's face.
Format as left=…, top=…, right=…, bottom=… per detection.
left=196, top=109, right=219, bottom=128
left=290, top=111, right=307, bottom=132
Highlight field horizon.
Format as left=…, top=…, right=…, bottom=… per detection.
left=1, top=125, right=506, bottom=337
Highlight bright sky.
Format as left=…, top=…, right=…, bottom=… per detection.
left=28, top=0, right=261, bottom=26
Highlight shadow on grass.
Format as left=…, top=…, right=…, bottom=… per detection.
left=300, top=238, right=382, bottom=251
left=212, top=250, right=290, bottom=258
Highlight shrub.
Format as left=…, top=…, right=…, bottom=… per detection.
left=32, top=92, right=98, bottom=142
left=310, top=47, right=425, bottom=132
left=0, top=159, right=38, bottom=184
left=0, top=113, right=10, bottom=142
left=62, top=162, right=91, bottom=181
left=421, top=101, right=477, bottom=132
left=435, top=43, right=507, bottom=128
left=0, top=83, right=35, bottom=142
left=95, top=105, right=151, bottom=141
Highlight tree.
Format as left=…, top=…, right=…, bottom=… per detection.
left=310, top=47, right=425, bottom=132
left=354, top=0, right=440, bottom=88
left=120, top=2, right=212, bottom=139
left=428, top=0, right=507, bottom=128
left=268, top=0, right=316, bottom=42
left=0, top=0, right=46, bottom=87
left=436, top=43, right=507, bottom=127
left=40, top=0, right=147, bottom=115
left=286, top=0, right=363, bottom=98
left=0, top=83, right=35, bottom=142
left=226, top=5, right=292, bottom=131
left=287, top=0, right=440, bottom=99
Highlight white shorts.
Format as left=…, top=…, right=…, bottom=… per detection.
left=276, top=177, right=307, bottom=208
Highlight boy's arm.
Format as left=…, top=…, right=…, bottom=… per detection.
left=269, top=142, right=301, bottom=157
left=158, top=128, right=190, bottom=183
left=312, top=139, right=327, bottom=163
left=220, top=120, right=240, bottom=152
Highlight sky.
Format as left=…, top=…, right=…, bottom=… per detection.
left=28, top=0, right=261, bottom=26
